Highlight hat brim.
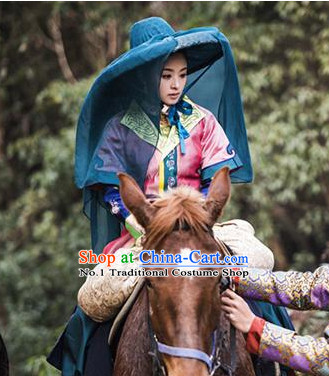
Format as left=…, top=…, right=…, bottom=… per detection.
left=92, top=26, right=223, bottom=92
left=173, top=27, right=223, bottom=73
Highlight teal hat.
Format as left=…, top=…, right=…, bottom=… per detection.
left=129, top=16, right=222, bottom=74
left=130, top=17, right=175, bottom=48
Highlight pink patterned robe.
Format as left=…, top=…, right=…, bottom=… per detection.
left=104, top=99, right=242, bottom=254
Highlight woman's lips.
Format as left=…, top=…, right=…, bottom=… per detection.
left=169, top=93, right=179, bottom=98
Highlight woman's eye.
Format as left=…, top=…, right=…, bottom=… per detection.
left=162, top=75, right=171, bottom=80
left=180, top=74, right=187, bottom=79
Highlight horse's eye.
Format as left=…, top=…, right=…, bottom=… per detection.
left=145, top=279, right=153, bottom=289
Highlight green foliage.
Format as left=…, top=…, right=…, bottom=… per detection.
left=1, top=2, right=329, bottom=374
left=175, top=1, right=329, bottom=267
left=0, top=77, right=91, bottom=375
left=25, top=355, right=60, bottom=376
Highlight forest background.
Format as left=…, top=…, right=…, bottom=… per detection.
left=1, top=2, right=329, bottom=375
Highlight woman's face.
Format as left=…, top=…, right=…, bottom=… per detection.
left=159, top=52, right=187, bottom=106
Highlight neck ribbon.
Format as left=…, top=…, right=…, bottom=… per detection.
left=167, top=98, right=192, bottom=155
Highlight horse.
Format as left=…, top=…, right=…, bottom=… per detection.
left=113, top=167, right=255, bottom=376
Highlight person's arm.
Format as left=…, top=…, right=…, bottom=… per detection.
left=103, top=185, right=144, bottom=239
left=200, top=111, right=243, bottom=186
left=235, top=266, right=329, bottom=311
left=247, top=317, right=329, bottom=376
left=104, top=185, right=130, bottom=221
left=78, top=249, right=140, bottom=322
left=221, top=289, right=329, bottom=376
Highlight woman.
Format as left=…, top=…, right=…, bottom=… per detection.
left=221, top=266, right=329, bottom=375
left=77, top=49, right=275, bottom=322
left=74, top=17, right=254, bottom=256
left=48, top=17, right=290, bottom=375
left=76, top=17, right=276, bottom=320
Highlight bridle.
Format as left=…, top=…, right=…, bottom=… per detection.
left=148, top=321, right=236, bottom=376
left=144, top=216, right=237, bottom=376
left=147, top=274, right=236, bottom=376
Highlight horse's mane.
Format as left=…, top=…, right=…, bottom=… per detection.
left=145, top=186, right=210, bottom=248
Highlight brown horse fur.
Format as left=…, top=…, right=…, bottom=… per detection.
left=114, top=168, right=255, bottom=376
left=144, top=187, right=210, bottom=250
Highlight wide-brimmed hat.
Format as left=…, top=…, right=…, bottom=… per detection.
left=129, top=17, right=222, bottom=74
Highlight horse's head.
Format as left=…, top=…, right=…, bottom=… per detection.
left=118, top=168, right=231, bottom=376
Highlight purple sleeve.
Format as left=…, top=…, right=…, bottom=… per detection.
left=236, top=266, right=329, bottom=311
left=257, top=321, right=329, bottom=374
left=103, top=185, right=130, bottom=221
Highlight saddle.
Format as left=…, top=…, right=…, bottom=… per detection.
left=108, top=276, right=146, bottom=347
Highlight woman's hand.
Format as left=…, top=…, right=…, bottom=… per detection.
left=221, top=288, right=256, bottom=333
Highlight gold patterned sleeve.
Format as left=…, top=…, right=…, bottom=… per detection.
left=77, top=263, right=139, bottom=322
left=77, top=249, right=140, bottom=322
left=236, top=266, right=329, bottom=311
left=258, top=321, right=329, bottom=375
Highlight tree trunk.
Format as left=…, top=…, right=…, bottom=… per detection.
left=106, top=19, right=118, bottom=63
left=48, top=12, right=77, bottom=84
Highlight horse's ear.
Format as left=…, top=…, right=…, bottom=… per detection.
left=203, top=167, right=231, bottom=227
left=118, top=172, right=155, bottom=228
